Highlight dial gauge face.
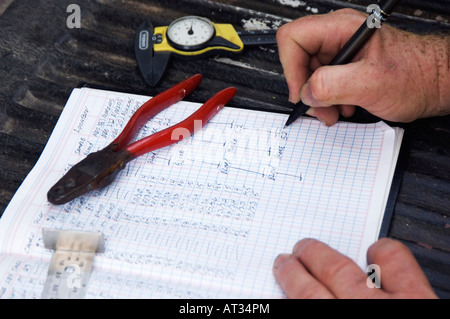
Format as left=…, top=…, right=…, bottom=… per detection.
left=166, top=16, right=215, bottom=51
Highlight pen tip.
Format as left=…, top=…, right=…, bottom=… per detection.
left=284, top=116, right=295, bottom=127
left=285, top=102, right=310, bottom=127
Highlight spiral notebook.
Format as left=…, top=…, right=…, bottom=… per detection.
left=0, top=86, right=403, bottom=298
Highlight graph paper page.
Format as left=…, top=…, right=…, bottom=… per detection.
left=0, top=87, right=402, bottom=298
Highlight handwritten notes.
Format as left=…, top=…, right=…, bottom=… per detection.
left=0, top=87, right=403, bottom=298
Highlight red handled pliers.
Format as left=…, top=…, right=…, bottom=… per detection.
left=47, top=74, right=236, bottom=205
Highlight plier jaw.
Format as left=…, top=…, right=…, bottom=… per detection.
left=47, top=74, right=236, bottom=205
left=47, top=145, right=133, bottom=205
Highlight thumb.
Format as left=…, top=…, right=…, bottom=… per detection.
left=301, top=61, right=372, bottom=108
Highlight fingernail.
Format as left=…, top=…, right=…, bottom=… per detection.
left=305, top=106, right=327, bottom=126
left=288, top=94, right=295, bottom=104
left=319, top=118, right=328, bottom=126
left=293, top=238, right=313, bottom=255
left=305, top=107, right=315, bottom=117
left=301, top=83, right=319, bottom=107
left=273, top=253, right=290, bottom=271
left=288, top=92, right=301, bottom=104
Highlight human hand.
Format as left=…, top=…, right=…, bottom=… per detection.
left=273, top=238, right=438, bottom=298
left=276, top=9, right=450, bottom=126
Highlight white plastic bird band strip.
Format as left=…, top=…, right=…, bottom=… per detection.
left=41, top=228, right=105, bottom=299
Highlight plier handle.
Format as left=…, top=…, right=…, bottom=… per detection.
left=47, top=74, right=236, bottom=205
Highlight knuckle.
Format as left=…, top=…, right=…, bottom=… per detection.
left=371, top=238, right=410, bottom=261
left=320, top=255, right=355, bottom=282
left=276, top=23, right=289, bottom=39
left=336, top=8, right=359, bottom=16
left=334, top=8, right=366, bottom=20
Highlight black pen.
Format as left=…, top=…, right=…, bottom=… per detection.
left=284, top=0, right=401, bottom=127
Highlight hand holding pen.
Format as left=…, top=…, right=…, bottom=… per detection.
left=273, top=6, right=450, bottom=299
left=279, top=1, right=450, bottom=127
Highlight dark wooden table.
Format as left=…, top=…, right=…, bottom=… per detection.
left=1, top=0, right=449, bottom=298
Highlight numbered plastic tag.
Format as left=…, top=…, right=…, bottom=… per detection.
left=41, top=229, right=104, bottom=299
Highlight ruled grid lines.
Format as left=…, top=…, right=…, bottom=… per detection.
left=0, top=88, right=399, bottom=298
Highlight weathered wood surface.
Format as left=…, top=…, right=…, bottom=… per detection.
left=0, top=0, right=449, bottom=297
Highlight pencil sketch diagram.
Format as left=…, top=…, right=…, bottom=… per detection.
left=165, top=119, right=293, bottom=181
left=85, top=95, right=303, bottom=183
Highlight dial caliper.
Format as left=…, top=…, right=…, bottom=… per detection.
left=135, top=16, right=277, bottom=86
